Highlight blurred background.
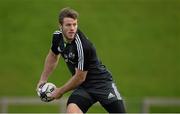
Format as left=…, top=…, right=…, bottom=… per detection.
left=0, top=0, right=180, bottom=113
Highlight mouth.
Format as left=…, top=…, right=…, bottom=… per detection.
left=68, top=32, right=75, bottom=34
left=68, top=32, right=75, bottom=37
left=67, top=32, right=75, bottom=39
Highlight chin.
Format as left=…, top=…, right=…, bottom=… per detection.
left=69, top=35, right=75, bottom=39
left=67, top=37, right=74, bottom=41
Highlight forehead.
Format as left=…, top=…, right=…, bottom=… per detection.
left=63, top=17, right=77, bottom=24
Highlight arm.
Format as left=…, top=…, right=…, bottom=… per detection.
left=37, top=50, right=60, bottom=88
left=52, top=69, right=87, bottom=99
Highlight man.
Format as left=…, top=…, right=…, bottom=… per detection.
left=37, top=7, right=126, bottom=113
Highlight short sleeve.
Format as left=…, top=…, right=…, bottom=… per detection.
left=51, top=31, right=62, bottom=55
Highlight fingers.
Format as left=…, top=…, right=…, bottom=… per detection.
left=36, top=81, right=46, bottom=91
left=50, top=88, right=58, bottom=98
left=50, top=88, right=63, bottom=99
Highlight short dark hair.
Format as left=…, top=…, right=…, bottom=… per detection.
left=59, top=7, right=79, bottom=25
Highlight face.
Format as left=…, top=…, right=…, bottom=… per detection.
left=61, top=17, right=78, bottom=42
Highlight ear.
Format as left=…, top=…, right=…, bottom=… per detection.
left=58, top=24, right=63, bottom=31
left=58, top=24, right=62, bottom=29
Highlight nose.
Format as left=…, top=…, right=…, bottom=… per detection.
left=70, top=23, right=77, bottom=30
left=70, top=25, right=74, bottom=30
left=70, top=25, right=75, bottom=30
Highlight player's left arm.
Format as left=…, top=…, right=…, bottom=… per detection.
left=51, top=69, right=87, bottom=99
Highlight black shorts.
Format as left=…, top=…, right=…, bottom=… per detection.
left=67, top=82, right=126, bottom=113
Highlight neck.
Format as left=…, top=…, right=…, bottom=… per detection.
left=62, top=33, right=72, bottom=43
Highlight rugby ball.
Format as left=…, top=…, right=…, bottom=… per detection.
left=37, top=82, right=56, bottom=102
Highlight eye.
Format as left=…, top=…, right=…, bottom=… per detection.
left=66, top=23, right=71, bottom=27
left=73, top=23, right=77, bottom=26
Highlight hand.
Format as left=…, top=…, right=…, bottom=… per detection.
left=50, top=88, right=64, bottom=99
left=36, top=81, right=46, bottom=91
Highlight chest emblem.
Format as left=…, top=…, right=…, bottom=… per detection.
left=68, top=52, right=75, bottom=60
left=64, top=52, right=76, bottom=64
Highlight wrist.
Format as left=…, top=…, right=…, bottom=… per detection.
left=39, top=80, right=47, bottom=84
left=57, top=87, right=65, bottom=95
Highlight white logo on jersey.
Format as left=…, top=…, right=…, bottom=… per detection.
left=108, top=92, right=115, bottom=99
left=68, top=52, right=75, bottom=59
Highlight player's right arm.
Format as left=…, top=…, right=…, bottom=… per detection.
left=37, top=50, right=60, bottom=89
left=37, top=30, right=62, bottom=90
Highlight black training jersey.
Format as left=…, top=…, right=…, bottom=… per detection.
left=51, top=29, right=113, bottom=88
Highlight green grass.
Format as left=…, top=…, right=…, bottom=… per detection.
left=8, top=105, right=60, bottom=113
left=0, top=0, right=180, bottom=113
left=150, top=106, right=180, bottom=113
